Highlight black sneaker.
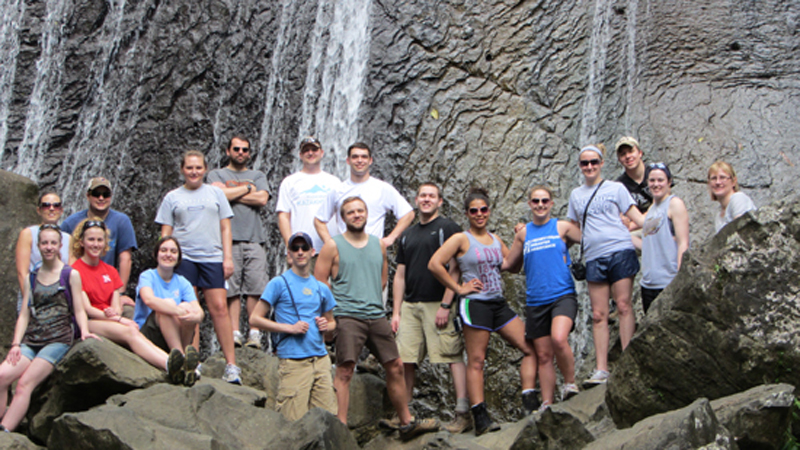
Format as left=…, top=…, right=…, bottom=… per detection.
left=471, top=402, right=500, bottom=436
left=183, top=345, right=200, bottom=387
left=167, top=349, right=185, bottom=385
left=522, top=390, right=541, bottom=415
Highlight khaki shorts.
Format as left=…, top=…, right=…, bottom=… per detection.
left=276, top=355, right=337, bottom=421
left=396, top=302, right=463, bottom=364
left=228, top=242, right=268, bottom=297
left=335, top=317, right=399, bottom=365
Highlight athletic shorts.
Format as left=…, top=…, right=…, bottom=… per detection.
left=176, top=260, right=225, bottom=289
left=141, top=313, right=170, bottom=352
left=586, top=249, right=639, bottom=284
left=228, top=242, right=268, bottom=297
left=640, top=286, right=663, bottom=314
left=334, top=316, right=400, bottom=365
left=525, top=293, right=578, bottom=340
left=459, top=297, right=517, bottom=332
left=396, top=301, right=463, bottom=364
left=20, top=342, right=70, bottom=365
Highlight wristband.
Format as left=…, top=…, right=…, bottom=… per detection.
left=10, top=343, right=19, bottom=348
left=440, top=302, right=452, bottom=310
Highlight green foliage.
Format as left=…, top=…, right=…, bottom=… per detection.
left=781, top=397, right=800, bottom=450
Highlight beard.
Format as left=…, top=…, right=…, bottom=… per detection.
left=345, top=221, right=365, bottom=233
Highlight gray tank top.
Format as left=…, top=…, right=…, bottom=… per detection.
left=641, top=196, right=678, bottom=289
left=331, top=234, right=385, bottom=319
left=456, top=231, right=504, bottom=301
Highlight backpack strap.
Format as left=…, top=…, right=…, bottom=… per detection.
left=59, top=266, right=74, bottom=314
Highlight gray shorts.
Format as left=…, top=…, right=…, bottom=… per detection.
left=228, top=242, right=268, bottom=297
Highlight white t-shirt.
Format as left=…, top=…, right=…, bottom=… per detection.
left=276, top=171, right=342, bottom=251
left=714, top=191, right=756, bottom=232
left=314, top=177, right=414, bottom=238
left=568, top=180, right=636, bottom=261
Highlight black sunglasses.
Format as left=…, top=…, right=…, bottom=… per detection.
left=468, top=206, right=490, bottom=215
left=529, top=198, right=551, bottom=205
left=290, top=243, right=311, bottom=252
left=39, top=202, right=62, bottom=209
left=579, top=159, right=602, bottom=167
left=231, top=146, right=250, bottom=153
left=81, top=220, right=106, bottom=233
left=90, top=189, right=112, bottom=199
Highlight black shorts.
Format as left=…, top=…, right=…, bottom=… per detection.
left=525, top=293, right=578, bottom=340
left=459, top=297, right=517, bottom=332
left=141, top=313, right=170, bottom=353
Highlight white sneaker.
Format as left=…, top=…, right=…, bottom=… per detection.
left=245, top=330, right=262, bottom=349
left=561, top=383, right=580, bottom=401
left=582, top=370, right=609, bottom=388
left=233, top=331, right=244, bottom=347
left=223, top=364, right=242, bottom=385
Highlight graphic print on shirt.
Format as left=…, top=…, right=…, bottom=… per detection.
left=474, top=245, right=503, bottom=293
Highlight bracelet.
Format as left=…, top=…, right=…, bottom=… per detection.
left=440, top=302, right=452, bottom=310
left=10, top=343, right=19, bottom=347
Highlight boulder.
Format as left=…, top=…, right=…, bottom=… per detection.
left=606, top=198, right=800, bottom=427
left=542, top=385, right=616, bottom=440
left=362, top=419, right=540, bottom=450
left=0, top=432, right=44, bottom=450
left=584, top=398, right=736, bottom=450
left=710, top=383, right=796, bottom=450
left=0, top=171, right=39, bottom=357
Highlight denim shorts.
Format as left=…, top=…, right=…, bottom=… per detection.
left=20, top=342, right=70, bottom=365
left=586, top=249, right=639, bottom=284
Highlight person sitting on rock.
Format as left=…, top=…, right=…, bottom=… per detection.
left=134, top=236, right=204, bottom=386
left=250, top=232, right=337, bottom=421
left=0, top=225, right=98, bottom=432
left=708, top=161, right=756, bottom=233
left=70, top=219, right=186, bottom=381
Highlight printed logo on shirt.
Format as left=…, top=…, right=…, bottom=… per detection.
left=173, top=289, right=180, bottom=299
left=102, top=275, right=112, bottom=283
left=303, top=288, right=312, bottom=296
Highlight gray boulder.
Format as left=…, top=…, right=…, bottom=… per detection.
left=606, top=198, right=800, bottom=427
left=0, top=432, right=44, bottom=450
left=710, top=383, right=796, bottom=450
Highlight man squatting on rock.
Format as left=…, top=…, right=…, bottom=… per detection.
left=314, top=196, right=439, bottom=440
left=207, top=136, right=271, bottom=349
left=391, top=182, right=471, bottom=433
left=249, top=232, right=337, bottom=421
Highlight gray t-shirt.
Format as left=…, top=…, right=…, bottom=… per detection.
left=568, top=180, right=635, bottom=262
left=714, top=191, right=756, bottom=233
left=155, top=184, right=234, bottom=263
left=206, top=167, right=269, bottom=243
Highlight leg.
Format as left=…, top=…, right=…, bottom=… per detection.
left=309, top=356, right=338, bottom=417
left=334, top=362, right=355, bottom=424
left=204, top=288, right=236, bottom=365
left=383, top=358, right=413, bottom=426
left=156, top=312, right=184, bottom=351
left=551, top=315, right=576, bottom=385
left=449, top=361, right=467, bottom=402
left=276, top=359, right=313, bottom=421
left=89, top=320, right=168, bottom=370
left=532, top=336, right=556, bottom=405
left=588, top=282, right=611, bottom=371
left=1, top=358, right=54, bottom=431
left=462, top=326, right=490, bottom=406
left=612, top=277, right=636, bottom=350
left=0, top=358, right=31, bottom=420
left=496, top=317, right=537, bottom=392
left=228, top=296, right=242, bottom=336
left=403, top=363, right=416, bottom=403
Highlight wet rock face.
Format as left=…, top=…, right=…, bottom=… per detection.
left=606, top=197, right=800, bottom=427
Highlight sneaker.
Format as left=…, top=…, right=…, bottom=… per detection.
left=166, top=349, right=185, bottom=385
left=561, top=383, right=580, bottom=401
left=223, top=364, right=242, bottom=385
left=378, top=414, right=406, bottom=430
left=233, top=331, right=244, bottom=348
left=398, top=418, right=439, bottom=441
left=522, top=390, right=541, bottom=415
left=183, top=345, right=200, bottom=387
left=538, top=400, right=551, bottom=413
left=245, top=331, right=262, bottom=349
left=0, top=424, right=8, bottom=432
left=443, top=412, right=472, bottom=434
left=582, top=370, right=609, bottom=388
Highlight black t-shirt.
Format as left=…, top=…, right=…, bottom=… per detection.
left=617, top=169, right=652, bottom=213
left=395, top=216, right=462, bottom=303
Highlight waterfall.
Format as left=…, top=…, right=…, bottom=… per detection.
left=624, top=0, right=639, bottom=132
left=0, top=0, right=25, bottom=161
left=579, top=0, right=613, bottom=145
left=299, top=0, right=372, bottom=179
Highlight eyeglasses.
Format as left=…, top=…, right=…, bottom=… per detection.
left=290, top=243, right=311, bottom=252
left=579, top=159, right=602, bottom=167
left=529, top=198, right=551, bottom=205
left=468, top=206, right=490, bottom=215
left=709, top=175, right=731, bottom=182
left=39, top=202, right=62, bottom=209
left=90, top=189, right=112, bottom=199
left=81, top=220, right=106, bottom=233
left=40, top=224, right=61, bottom=232
left=231, top=147, right=250, bottom=153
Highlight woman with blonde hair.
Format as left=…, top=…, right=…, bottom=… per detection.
left=707, top=161, right=755, bottom=233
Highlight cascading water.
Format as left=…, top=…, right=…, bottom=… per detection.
left=579, top=0, right=613, bottom=145
left=624, top=0, right=639, bottom=132
left=0, top=0, right=25, bottom=161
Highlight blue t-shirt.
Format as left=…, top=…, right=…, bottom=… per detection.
left=61, top=209, right=138, bottom=268
left=523, top=219, right=576, bottom=306
left=260, top=270, right=336, bottom=359
left=133, top=269, right=197, bottom=327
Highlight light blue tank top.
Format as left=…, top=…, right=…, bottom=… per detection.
left=641, top=196, right=678, bottom=289
left=456, top=231, right=504, bottom=301
left=524, top=219, right=575, bottom=306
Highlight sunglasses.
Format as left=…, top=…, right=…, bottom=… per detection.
left=231, top=146, right=250, bottom=153
left=579, top=159, right=602, bottom=167
left=81, top=220, right=106, bottom=233
left=40, top=224, right=61, bottom=232
left=39, top=202, right=62, bottom=209
left=468, top=206, right=490, bottom=215
left=290, top=243, right=311, bottom=252
left=90, top=189, right=112, bottom=199
left=529, top=198, right=551, bottom=205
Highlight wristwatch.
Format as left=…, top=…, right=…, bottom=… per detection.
left=246, top=184, right=252, bottom=194
left=440, top=302, right=452, bottom=309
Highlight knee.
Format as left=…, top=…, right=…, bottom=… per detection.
left=551, top=335, right=570, bottom=353
left=615, top=299, right=633, bottom=316
left=205, top=300, right=228, bottom=319
left=383, top=359, right=404, bottom=377
left=535, top=347, right=553, bottom=364
left=592, top=310, right=607, bottom=324
left=467, top=356, right=485, bottom=372
left=336, top=364, right=354, bottom=383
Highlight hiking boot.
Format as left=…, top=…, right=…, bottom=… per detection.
left=522, top=390, right=541, bottom=415
left=582, top=369, right=609, bottom=389
left=183, top=345, right=200, bottom=387
left=223, top=364, right=242, bottom=385
left=167, top=349, right=185, bottom=385
left=561, top=383, right=580, bottom=401
left=398, top=418, right=439, bottom=441
left=233, top=331, right=244, bottom=348
left=378, top=414, right=408, bottom=431
left=471, top=402, right=500, bottom=436
left=443, top=412, right=472, bottom=434
left=245, top=331, right=262, bottom=349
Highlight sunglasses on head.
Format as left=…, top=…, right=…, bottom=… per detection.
left=579, top=159, right=602, bottom=167
left=81, top=220, right=106, bottom=233
left=90, top=189, right=112, bottom=199
left=290, top=243, right=311, bottom=252
left=468, top=206, right=490, bottom=215
left=529, top=198, right=551, bottom=205
left=39, top=202, right=62, bottom=209
left=40, top=224, right=61, bottom=232
left=231, top=146, right=250, bottom=153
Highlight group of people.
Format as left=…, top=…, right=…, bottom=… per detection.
left=1, top=134, right=756, bottom=438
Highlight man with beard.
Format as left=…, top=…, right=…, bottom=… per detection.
left=208, top=136, right=270, bottom=349
left=391, top=183, right=470, bottom=432
left=314, top=197, right=438, bottom=441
